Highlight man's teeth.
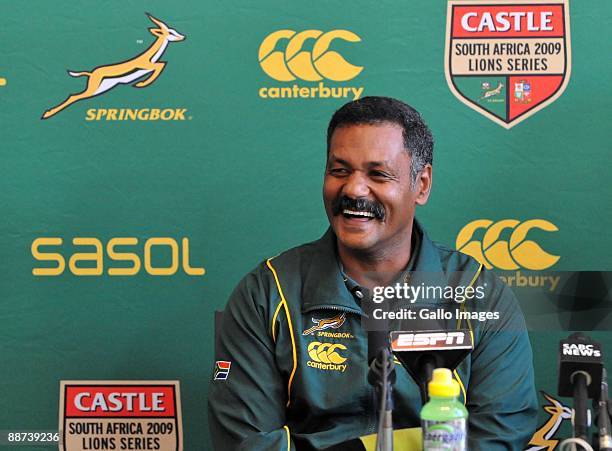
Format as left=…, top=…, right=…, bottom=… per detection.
left=343, top=209, right=375, bottom=218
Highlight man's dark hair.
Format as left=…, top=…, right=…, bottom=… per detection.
left=327, top=96, right=434, bottom=187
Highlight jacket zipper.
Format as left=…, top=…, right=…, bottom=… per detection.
left=303, top=304, right=379, bottom=435
left=302, top=305, right=364, bottom=316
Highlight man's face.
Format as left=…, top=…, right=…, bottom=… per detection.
left=323, top=123, right=428, bottom=254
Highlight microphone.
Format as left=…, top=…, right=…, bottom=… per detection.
left=558, top=332, right=603, bottom=442
left=368, top=330, right=390, bottom=364
left=365, top=296, right=393, bottom=383
left=598, top=368, right=612, bottom=451
left=364, top=290, right=393, bottom=384
left=390, top=329, right=473, bottom=404
left=367, top=329, right=395, bottom=451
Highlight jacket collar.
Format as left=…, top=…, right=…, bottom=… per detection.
left=301, top=219, right=443, bottom=313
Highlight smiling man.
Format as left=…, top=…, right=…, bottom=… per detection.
left=323, top=114, right=431, bottom=290
left=209, top=97, right=538, bottom=450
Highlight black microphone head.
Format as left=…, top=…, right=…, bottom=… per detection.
left=558, top=332, right=603, bottom=398
left=367, top=330, right=390, bottom=364
left=390, top=329, right=473, bottom=386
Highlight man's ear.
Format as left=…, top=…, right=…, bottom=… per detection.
left=415, top=164, right=433, bottom=206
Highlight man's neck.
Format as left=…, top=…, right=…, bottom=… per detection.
left=337, top=227, right=414, bottom=290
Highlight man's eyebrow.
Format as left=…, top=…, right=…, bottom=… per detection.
left=328, top=158, right=391, bottom=168
left=366, top=161, right=389, bottom=168
left=328, top=157, right=351, bottom=166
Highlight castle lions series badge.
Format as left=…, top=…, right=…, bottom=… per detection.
left=444, top=0, right=571, bottom=128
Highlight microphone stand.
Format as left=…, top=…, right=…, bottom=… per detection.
left=597, top=368, right=612, bottom=451
left=572, top=371, right=590, bottom=443
left=368, top=347, right=396, bottom=451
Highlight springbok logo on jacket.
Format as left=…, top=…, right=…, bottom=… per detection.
left=303, top=313, right=346, bottom=336
left=42, top=14, right=185, bottom=120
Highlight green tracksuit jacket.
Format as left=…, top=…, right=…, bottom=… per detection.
left=208, top=221, right=538, bottom=450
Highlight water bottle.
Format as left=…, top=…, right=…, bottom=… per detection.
left=421, top=368, right=468, bottom=450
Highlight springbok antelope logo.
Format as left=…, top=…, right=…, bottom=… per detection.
left=525, top=392, right=572, bottom=451
left=303, top=313, right=346, bottom=336
left=480, top=82, right=504, bottom=100
left=42, top=14, right=185, bottom=119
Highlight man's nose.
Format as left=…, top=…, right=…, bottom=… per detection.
left=342, top=172, right=370, bottom=198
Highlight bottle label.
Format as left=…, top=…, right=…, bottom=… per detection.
left=422, top=418, right=466, bottom=450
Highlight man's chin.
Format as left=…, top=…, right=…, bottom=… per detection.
left=333, top=221, right=379, bottom=252
left=337, top=238, right=376, bottom=253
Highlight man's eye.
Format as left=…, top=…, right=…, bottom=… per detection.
left=329, top=168, right=349, bottom=176
left=370, top=170, right=389, bottom=178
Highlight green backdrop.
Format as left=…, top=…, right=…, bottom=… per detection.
left=1, top=1, right=611, bottom=449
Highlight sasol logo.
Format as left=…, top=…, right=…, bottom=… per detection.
left=258, top=29, right=364, bottom=100
left=306, top=341, right=348, bottom=372
left=456, top=219, right=560, bottom=270
left=31, top=237, right=204, bottom=276
left=562, top=343, right=601, bottom=358
left=392, top=331, right=468, bottom=351
left=42, top=14, right=187, bottom=121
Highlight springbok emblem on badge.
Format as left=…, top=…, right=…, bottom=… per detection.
left=444, top=0, right=571, bottom=128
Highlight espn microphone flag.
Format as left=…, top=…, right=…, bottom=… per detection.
left=391, top=329, right=474, bottom=404
left=391, top=329, right=473, bottom=374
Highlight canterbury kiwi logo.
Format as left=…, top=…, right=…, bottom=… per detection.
left=258, top=30, right=363, bottom=82
left=307, top=342, right=347, bottom=364
left=525, top=392, right=572, bottom=451
left=456, top=219, right=560, bottom=270
left=42, top=14, right=185, bottom=119
left=303, top=313, right=346, bottom=335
